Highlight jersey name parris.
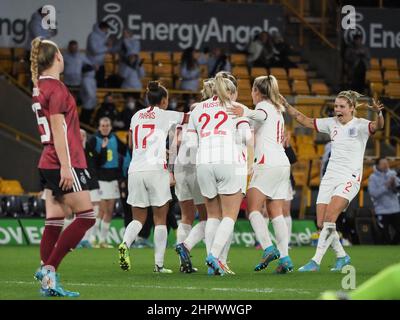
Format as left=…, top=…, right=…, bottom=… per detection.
left=129, top=106, right=184, bottom=172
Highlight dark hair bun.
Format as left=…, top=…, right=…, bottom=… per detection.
left=148, top=81, right=160, bottom=91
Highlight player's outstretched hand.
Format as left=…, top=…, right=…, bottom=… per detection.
left=367, top=98, right=384, bottom=113
left=59, top=166, right=74, bottom=191
left=226, top=101, right=246, bottom=118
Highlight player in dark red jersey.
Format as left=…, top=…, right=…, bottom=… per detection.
left=30, top=37, right=95, bottom=297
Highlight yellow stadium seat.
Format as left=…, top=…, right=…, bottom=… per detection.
left=288, top=68, right=307, bottom=80
left=115, top=131, right=128, bottom=144
left=142, top=63, right=153, bottom=75
left=0, top=48, right=12, bottom=58
left=384, top=83, right=400, bottom=98
left=141, top=77, right=153, bottom=88
left=381, top=58, right=398, bottom=71
left=0, top=179, right=24, bottom=195
left=154, top=52, right=172, bottom=64
left=311, top=82, right=329, bottom=95
left=250, top=67, right=268, bottom=78
left=384, top=70, right=400, bottom=83
left=292, top=80, right=310, bottom=95
left=154, top=63, right=172, bottom=77
left=237, top=79, right=251, bottom=91
left=369, top=58, right=380, bottom=70
left=139, top=51, right=152, bottom=64
left=269, top=67, right=287, bottom=80
left=156, top=77, right=173, bottom=89
left=172, top=52, right=182, bottom=64
left=232, top=66, right=249, bottom=79
left=370, top=82, right=384, bottom=95
left=230, top=53, right=247, bottom=66
left=277, top=79, right=291, bottom=95
left=296, top=106, right=314, bottom=118
left=200, top=64, right=208, bottom=78
left=366, top=70, right=383, bottom=82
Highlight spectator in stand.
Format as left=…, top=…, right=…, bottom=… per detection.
left=80, top=54, right=98, bottom=126
left=270, top=31, right=297, bottom=69
left=94, top=93, right=118, bottom=126
left=368, top=157, right=400, bottom=244
left=87, top=21, right=112, bottom=88
left=344, top=33, right=370, bottom=94
left=180, top=47, right=200, bottom=91
left=63, top=41, right=84, bottom=89
left=247, top=31, right=275, bottom=68
left=206, top=47, right=231, bottom=77
left=119, top=29, right=145, bottom=92
left=114, top=95, right=141, bottom=131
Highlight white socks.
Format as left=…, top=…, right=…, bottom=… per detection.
left=154, top=225, right=168, bottom=267
left=205, top=218, right=220, bottom=254
left=123, top=220, right=143, bottom=248
left=249, top=211, right=272, bottom=250
left=331, top=230, right=347, bottom=258
left=184, top=221, right=206, bottom=251
left=210, top=217, right=235, bottom=259
left=99, top=221, right=110, bottom=243
left=312, top=222, right=336, bottom=264
left=177, top=223, right=192, bottom=244
left=271, top=215, right=289, bottom=258
left=284, top=216, right=292, bottom=243
left=219, top=231, right=233, bottom=264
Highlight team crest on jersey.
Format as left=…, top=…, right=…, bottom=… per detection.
left=80, top=172, right=87, bottom=184
left=348, top=127, right=358, bottom=137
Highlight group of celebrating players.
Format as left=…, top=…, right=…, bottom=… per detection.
left=29, top=37, right=384, bottom=297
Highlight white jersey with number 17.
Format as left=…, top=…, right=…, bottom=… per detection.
left=128, top=106, right=185, bottom=172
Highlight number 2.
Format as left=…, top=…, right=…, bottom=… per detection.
left=32, top=102, right=51, bottom=143
left=344, top=181, right=352, bottom=193
left=198, top=111, right=228, bottom=137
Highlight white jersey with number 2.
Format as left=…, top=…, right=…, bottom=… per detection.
left=314, top=117, right=373, bottom=181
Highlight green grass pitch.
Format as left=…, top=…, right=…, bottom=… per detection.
left=1, top=245, right=399, bottom=299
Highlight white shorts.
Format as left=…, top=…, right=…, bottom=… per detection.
left=90, top=189, right=101, bottom=203
left=285, top=182, right=295, bottom=201
left=127, top=170, right=172, bottom=208
left=316, top=175, right=360, bottom=205
left=249, top=166, right=290, bottom=200
left=174, top=166, right=204, bottom=205
left=98, top=180, right=120, bottom=200
left=196, top=163, right=244, bottom=199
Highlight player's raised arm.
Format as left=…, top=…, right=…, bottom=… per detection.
left=280, top=94, right=315, bottom=129
left=227, top=102, right=268, bottom=122
left=366, top=98, right=385, bottom=134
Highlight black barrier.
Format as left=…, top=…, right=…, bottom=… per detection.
left=98, top=0, right=284, bottom=52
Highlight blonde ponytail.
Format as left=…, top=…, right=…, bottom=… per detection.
left=201, top=78, right=216, bottom=100
left=214, top=72, right=237, bottom=107
left=30, top=37, right=42, bottom=88
left=253, top=75, right=285, bottom=112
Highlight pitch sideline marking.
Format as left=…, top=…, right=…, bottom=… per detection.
left=1, top=280, right=314, bottom=294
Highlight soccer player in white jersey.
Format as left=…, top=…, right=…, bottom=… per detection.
left=281, top=90, right=384, bottom=272
left=185, top=72, right=252, bottom=275
left=228, top=75, right=294, bottom=274
left=173, top=79, right=214, bottom=273
left=118, top=81, right=188, bottom=273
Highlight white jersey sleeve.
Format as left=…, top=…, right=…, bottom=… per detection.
left=163, top=110, right=185, bottom=128
left=185, top=109, right=199, bottom=149
left=358, top=117, right=373, bottom=138
left=314, top=117, right=335, bottom=134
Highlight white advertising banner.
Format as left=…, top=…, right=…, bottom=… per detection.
left=0, top=0, right=97, bottom=49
